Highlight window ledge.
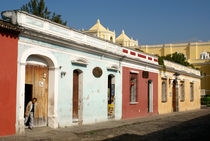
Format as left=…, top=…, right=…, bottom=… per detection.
left=130, top=102, right=139, bottom=105
left=162, top=101, right=167, bottom=103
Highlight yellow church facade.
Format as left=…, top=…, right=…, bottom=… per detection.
left=83, top=19, right=138, bottom=47
left=116, top=30, right=138, bottom=47
left=140, top=42, right=210, bottom=95
left=83, top=19, right=116, bottom=43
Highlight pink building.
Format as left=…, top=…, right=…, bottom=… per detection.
left=121, top=48, right=159, bottom=119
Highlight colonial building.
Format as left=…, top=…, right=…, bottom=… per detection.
left=121, top=48, right=159, bottom=119
left=0, top=20, right=21, bottom=136
left=2, top=10, right=159, bottom=134
left=1, top=10, right=201, bottom=136
left=139, top=42, right=210, bottom=95
left=159, top=61, right=201, bottom=114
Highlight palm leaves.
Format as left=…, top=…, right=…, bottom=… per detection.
left=21, top=0, right=67, bottom=25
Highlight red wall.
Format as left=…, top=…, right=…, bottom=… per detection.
left=0, top=30, right=18, bottom=136
left=122, top=66, right=158, bottom=119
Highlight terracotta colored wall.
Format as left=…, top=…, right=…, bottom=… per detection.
left=122, top=66, right=158, bottom=119
left=0, top=31, right=18, bottom=136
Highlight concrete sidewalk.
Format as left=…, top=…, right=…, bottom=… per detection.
left=1, top=108, right=210, bottom=141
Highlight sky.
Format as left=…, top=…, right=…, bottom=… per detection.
left=0, top=0, right=210, bottom=45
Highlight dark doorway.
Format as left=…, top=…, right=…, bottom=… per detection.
left=172, top=80, right=178, bottom=112
left=108, top=75, right=115, bottom=119
left=24, top=84, right=33, bottom=114
left=73, top=70, right=79, bottom=119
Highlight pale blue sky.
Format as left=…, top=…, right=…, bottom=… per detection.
left=0, top=0, right=210, bottom=45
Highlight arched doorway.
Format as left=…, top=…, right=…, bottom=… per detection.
left=148, top=80, right=153, bottom=113
left=110, top=37, right=113, bottom=42
left=108, top=74, right=115, bottom=119
left=172, top=80, right=179, bottom=112
left=25, top=55, right=49, bottom=127
left=17, top=48, right=59, bottom=133
left=72, top=69, right=83, bottom=124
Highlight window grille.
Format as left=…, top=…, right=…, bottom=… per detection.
left=162, top=81, right=167, bottom=102
left=130, top=73, right=138, bottom=103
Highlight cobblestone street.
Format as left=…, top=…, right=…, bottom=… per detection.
left=1, top=108, right=210, bottom=141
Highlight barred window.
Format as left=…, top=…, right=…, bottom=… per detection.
left=190, top=83, right=194, bottom=101
left=180, top=82, right=185, bottom=102
left=162, top=81, right=167, bottom=102
left=130, top=73, right=138, bottom=103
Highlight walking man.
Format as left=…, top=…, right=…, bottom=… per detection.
left=24, top=98, right=37, bottom=129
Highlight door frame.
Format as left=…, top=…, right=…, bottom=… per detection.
left=25, top=64, right=49, bottom=127
left=17, top=47, right=59, bottom=134
left=72, top=69, right=83, bottom=124
left=172, top=80, right=179, bottom=112
left=108, top=74, right=115, bottom=119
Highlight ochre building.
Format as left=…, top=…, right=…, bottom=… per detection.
left=159, top=60, right=201, bottom=114
left=139, top=42, right=210, bottom=95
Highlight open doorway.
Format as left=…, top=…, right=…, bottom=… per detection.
left=24, top=84, right=33, bottom=116
left=172, top=80, right=179, bottom=112
left=148, top=80, right=153, bottom=113
left=108, top=74, right=115, bottom=119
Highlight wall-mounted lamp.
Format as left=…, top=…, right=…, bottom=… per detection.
left=61, top=71, right=66, bottom=78
left=173, top=72, right=180, bottom=77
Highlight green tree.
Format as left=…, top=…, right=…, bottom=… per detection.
left=51, top=12, right=67, bottom=25
left=158, top=52, right=194, bottom=69
left=21, top=0, right=67, bottom=25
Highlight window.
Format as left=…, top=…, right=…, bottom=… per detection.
left=180, top=82, right=185, bottom=102
left=190, top=83, right=194, bottom=101
left=162, top=81, right=167, bottom=102
left=130, top=73, right=138, bottom=103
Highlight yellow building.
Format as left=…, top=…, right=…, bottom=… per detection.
left=83, top=20, right=138, bottom=47
left=116, top=30, right=138, bottom=47
left=83, top=19, right=116, bottom=43
left=140, top=42, right=210, bottom=95
left=159, top=60, right=201, bottom=114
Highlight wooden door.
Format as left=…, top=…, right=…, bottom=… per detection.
left=172, top=81, right=176, bottom=112
left=25, top=65, right=48, bottom=127
left=73, top=70, right=79, bottom=119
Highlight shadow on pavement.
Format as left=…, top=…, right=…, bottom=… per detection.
left=104, top=113, right=210, bottom=141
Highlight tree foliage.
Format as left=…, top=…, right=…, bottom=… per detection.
left=158, top=52, right=194, bottom=69
left=21, top=0, right=67, bottom=25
